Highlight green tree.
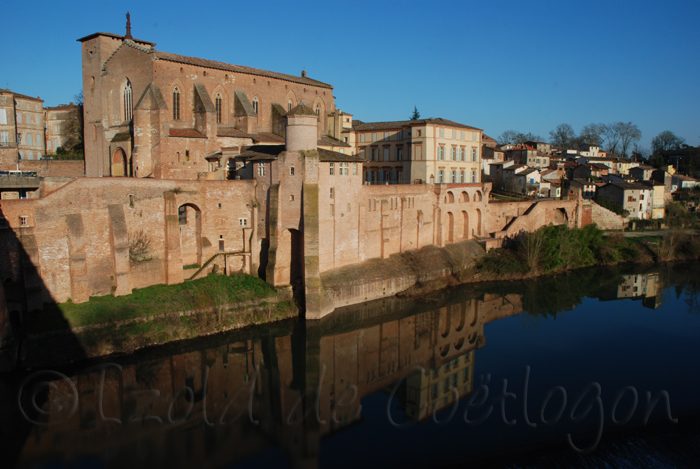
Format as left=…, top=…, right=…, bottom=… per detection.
left=651, top=131, right=686, bottom=155
left=410, top=106, right=420, bottom=120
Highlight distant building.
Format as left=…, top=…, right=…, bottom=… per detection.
left=44, top=103, right=83, bottom=154
left=597, top=182, right=652, bottom=219
left=0, top=88, right=45, bottom=167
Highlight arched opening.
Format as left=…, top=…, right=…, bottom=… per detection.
left=461, top=191, right=469, bottom=203
left=476, top=208, right=482, bottom=236
left=252, top=96, right=259, bottom=115
left=112, top=147, right=128, bottom=177
left=447, top=212, right=454, bottom=243
left=475, top=190, right=483, bottom=202
left=276, top=228, right=303, bottom=287
left=454, top=337, right=465, bottom=350
left=441, top=307, right=451, bottom=338
left=123, top=79, right=133, bottom=122
left=446, top=191, right=455, bottom=203
left=555, top=208, right=569, bottom=225
left=178, top=204, right=202, bottom=267
left=462, top=211, right=469, bottom=239
left=172, top=87, right=181, bottom=120
left=456, top=303, right=466, bottom=332
left=215, top=93, right=223, bottom=123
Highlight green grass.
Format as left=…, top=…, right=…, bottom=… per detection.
left=30, top=274, right=277, bottom=333
left=183, top=264, right=200, bottom=270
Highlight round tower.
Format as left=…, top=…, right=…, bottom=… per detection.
left=285, top=103, right=318, bottom=152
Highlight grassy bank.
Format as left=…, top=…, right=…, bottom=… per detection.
left=29, top=273, right=278, bottom=334
left=477, top=224, right=700, bottom=277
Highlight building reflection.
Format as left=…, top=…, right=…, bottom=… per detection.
left=8, top=271, right=667, bottom=468
left=606, top=272, right=663, bottom=309
left=10, top=292, right=527, bottom=469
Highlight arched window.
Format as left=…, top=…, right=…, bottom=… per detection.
left=252, top=96, right=259, bottom=114
left=27, top=134, right=33, bottom=146
left=123, top=80, right=133, bottom=122
left=288, top=100, right=292, bottom=112
left=215, top=93, right=222, bottom=123
left=315, top=103, right=320, bottom=115
left=173, top=87, right=181, bottom=120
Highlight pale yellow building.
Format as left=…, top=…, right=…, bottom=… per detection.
left=44, top=103, right=82, bottom=154
left=0, top=89, right=45, bottom=166
left=334, top=116, right=482, bottom=184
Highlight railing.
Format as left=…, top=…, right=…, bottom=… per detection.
left=0, top=142, right=17, bottom=148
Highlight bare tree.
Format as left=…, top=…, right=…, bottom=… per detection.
left=579, top=123, right=606, bottom=147
left=618, top=121, right=642, bottom=158
left=549, top=123, right=576, bottom=149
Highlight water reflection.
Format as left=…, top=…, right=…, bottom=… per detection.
left=4, top=263, right=700, bottom=468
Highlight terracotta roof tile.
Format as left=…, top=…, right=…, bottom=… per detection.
left=169, top=128, right=206, bottom=138
left=217, top=127, right=250, bottom=138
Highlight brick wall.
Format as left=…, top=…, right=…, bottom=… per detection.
left=17, top=160, right=85, bottom=178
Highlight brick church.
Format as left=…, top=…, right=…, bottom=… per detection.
left=79, top=17, right=337, bottom=180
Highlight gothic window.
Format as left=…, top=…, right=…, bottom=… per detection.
left=288, top=100, right=292, bottom=112
left=252, top=96, right=259, bottom=114
left=315, top=103, right=320, bottom=115
left=215, top=93, right=222, bottom=123
left=123, top=80, right=133, bottom=122
left=173, top=87, right=181, bottom=120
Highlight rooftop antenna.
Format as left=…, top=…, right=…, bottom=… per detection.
left=125, top=12, right=133, bottom=39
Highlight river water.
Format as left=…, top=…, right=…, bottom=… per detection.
left=2, top=263, right=700, bottom=468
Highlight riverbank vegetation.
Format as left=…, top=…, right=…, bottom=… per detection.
left=477, top=224, right=700, bottom=276
left=30, top=273, right=279, bottom=334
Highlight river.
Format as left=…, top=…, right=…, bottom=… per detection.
left=2, top=262, right=700, bottom=468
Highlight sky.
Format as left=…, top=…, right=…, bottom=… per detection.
left=3, top=0, right=699, bottom=150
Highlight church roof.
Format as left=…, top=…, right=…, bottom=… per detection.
left=154, top=51, right=332, bottom=89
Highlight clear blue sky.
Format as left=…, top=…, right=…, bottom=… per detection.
left=3, top=0, right=699, bottom=149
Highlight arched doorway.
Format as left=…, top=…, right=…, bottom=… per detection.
left=112, top=148, right=128, bottom=177
left=178, top=204, right=202, bottom=267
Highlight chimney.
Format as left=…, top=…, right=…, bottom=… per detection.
left=301, top=70, right=307, bottom=78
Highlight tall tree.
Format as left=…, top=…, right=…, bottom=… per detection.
left=651, top=131, right=686, bottom=155
left=549, top=123, right=576, bottom=149
left=410, top=106, right=420, bottom=120
left=618, top=121, right=642, bottom=158
left=579, top=123, right=605, bottom=147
